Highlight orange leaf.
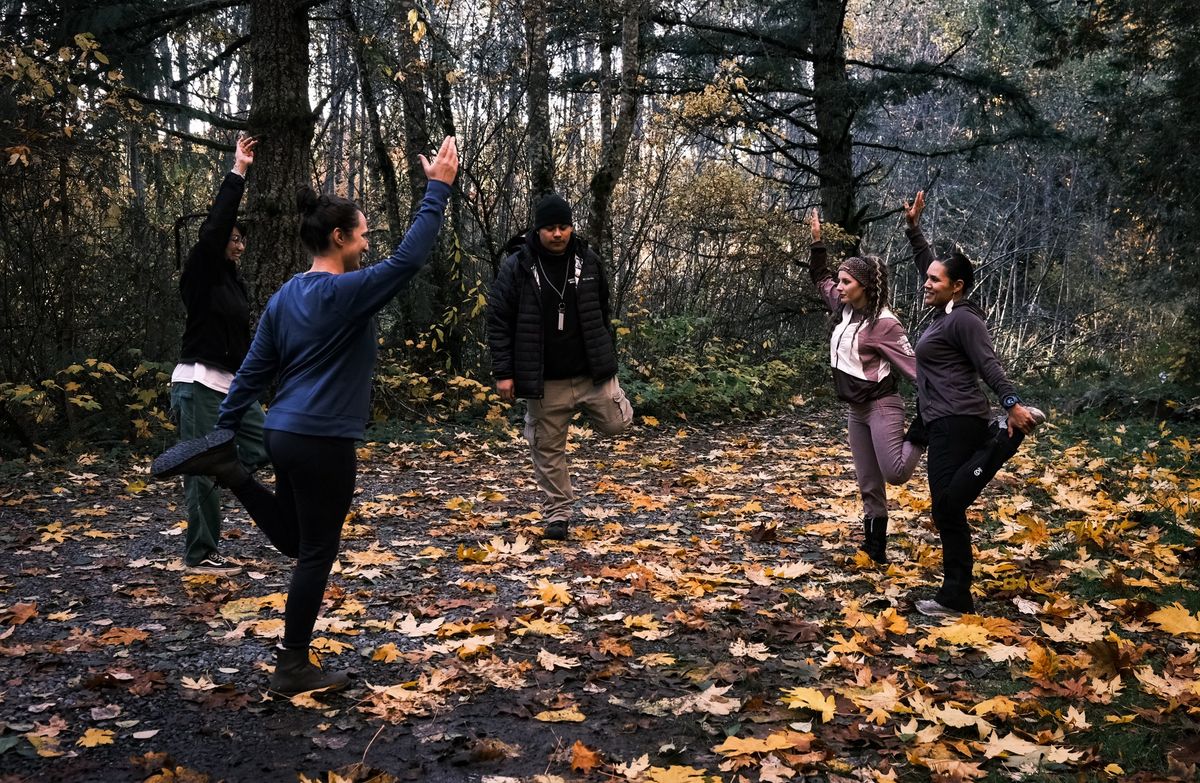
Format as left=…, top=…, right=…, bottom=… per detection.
left=2, top=602, right=37, bottom=625
left=571, top=740, right=602, bottom=773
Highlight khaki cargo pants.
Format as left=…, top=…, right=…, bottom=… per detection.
left=524, top=375, right=634, bottom=522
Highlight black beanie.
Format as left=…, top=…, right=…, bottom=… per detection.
left=534, top=194, right=573, bottom=229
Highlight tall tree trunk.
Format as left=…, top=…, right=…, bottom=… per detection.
left=587, top=0, right=643, bottom=263
left=523, top=0, right=553, bottom=200
left=396, top=0, right=431, bottom=214
left=244, top=0, right=313, bottom=313
left=810, top=0, right=859, bottom=247
left=341, top=0, right=402, bottom=242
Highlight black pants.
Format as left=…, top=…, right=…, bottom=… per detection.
left=232, top=430, right=356, bottom=649
left=926, top=416, right=1025, bottom=612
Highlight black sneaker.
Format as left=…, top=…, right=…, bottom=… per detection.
left=152, top=429, right=248, bottom=487
left=995, top=405, right=1048, bottom=433
left=541, top=519, right=569, bottom=541
left=915, top=599, right=962, bottom=618
left=903, top=416, right=928, bottom=448
left=185, top=554, right=242, bottom=576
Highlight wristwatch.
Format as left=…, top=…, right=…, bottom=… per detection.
left=1001, top=394, right=1022, bottom=410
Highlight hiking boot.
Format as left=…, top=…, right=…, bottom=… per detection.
left=185, top=554, right=242, bottom=576
left=269, top=646, right=350, bottom=696
left=915, top=599, right=963, bottom=619
left=860, top=515, right=888, bottom=564
left=152, top=428, right=249, bottom=488
left=541, top=519, right=569, bottom=541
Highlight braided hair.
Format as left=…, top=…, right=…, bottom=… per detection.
left=835, top=254, right=890, bottom=328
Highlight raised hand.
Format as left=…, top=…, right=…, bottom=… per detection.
left=809, top=208, right=821, bottom=243
left=903, top=190, right=925, bottom=227
left=233, top=135, right=257, bottom=177
left=420, top=136, right=459, bottom=185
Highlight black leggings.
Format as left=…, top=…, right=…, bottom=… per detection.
left=232, top=430, right=356, bottom=649
left=926, top=416, right=1025, bottom=612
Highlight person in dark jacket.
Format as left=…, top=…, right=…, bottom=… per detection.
left=904, top=191, right=1047, bottom=618
left=805, top=209, right=923, bottom=564
left=170, top=135, right=268, bottom=576
left=487, top=194, right=633, bottom=541
left=153, top=136, right=459, bottom=695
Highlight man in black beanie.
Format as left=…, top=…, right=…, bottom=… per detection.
left=486, top=193, right=633, bottom=540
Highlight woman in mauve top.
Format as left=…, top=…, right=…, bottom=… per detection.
left=806, top=209, right=924, bottom=565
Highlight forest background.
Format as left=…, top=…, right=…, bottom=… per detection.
left=2, top=0, right=1199, bottom=457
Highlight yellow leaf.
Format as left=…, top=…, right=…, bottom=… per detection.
left=311, top=636, right=352, bottom=655
left=1147, top=603, right=1200, bottom=636
left=536, top=579, right=572, bottom=605
left=534, top=705, right=586, bottom=722
left=75, top=728, right=114, bottom=748
left=644, top=765, right=717, bottom=783
left=780, top=686, right=835, bottom=722
left=515, top=618, right=571, bottom=638
left=372, top=643, right=402, bottom=663
left=641, top=415, right=660, bottom=426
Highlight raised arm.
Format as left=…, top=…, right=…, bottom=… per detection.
left=192, top=136, right=256, bottom=260
left=805, top=209, right=841, bottom=313
left=336, top=136, right=459, bottom=317
left=903, top=191, right=934, bottom=278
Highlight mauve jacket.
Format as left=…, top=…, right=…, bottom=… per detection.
left=807, top=241, right=917, bottom=404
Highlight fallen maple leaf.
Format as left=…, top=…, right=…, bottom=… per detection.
left=729, top=638, right=773, bottom=661
left=1, top=602, right=37, bottom=625
left=536, top=579, right=572, bottom=606
left=396, top=613, right=444, bottom=637
left=780, top=687, right=835, bottom=722
left=76, top=728, right=114, bottom=748
left=571, top=740, right=602, bottom=773
left=180, top=676, right=218, bottom=691
left=614, top=753, right=652, bottom=779
left=1147, top=603, right=1200, bottom=636
left=644, top=765, right=717, bottom=783
left=689, top=683, right=740, bottom=716
left=537, top=648, right=581, bottom=670
left=372, top=643, right=402, bottom=663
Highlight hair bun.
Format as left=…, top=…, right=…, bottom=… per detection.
left=296, top=186, right=321, bottom=215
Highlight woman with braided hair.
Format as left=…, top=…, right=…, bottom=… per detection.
left=805, top=209, right=924, bottom=564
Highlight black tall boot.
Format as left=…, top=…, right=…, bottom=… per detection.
left=269, top=646, right=350, bottom=696
left=861, top=515, right=889, bottom=564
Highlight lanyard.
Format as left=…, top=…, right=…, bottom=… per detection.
left=533, top=254, right=583, bottom=331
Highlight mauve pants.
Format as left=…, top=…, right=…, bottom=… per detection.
left=846, top=393, right=923, bottom=518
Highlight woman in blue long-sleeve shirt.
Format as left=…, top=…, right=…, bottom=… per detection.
left=155, top=136, right=459, bottom=695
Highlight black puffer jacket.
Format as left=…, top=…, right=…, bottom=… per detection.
left=487, top=232, right=618, bottom=399
left=179, top=172, right=252, bottom=373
